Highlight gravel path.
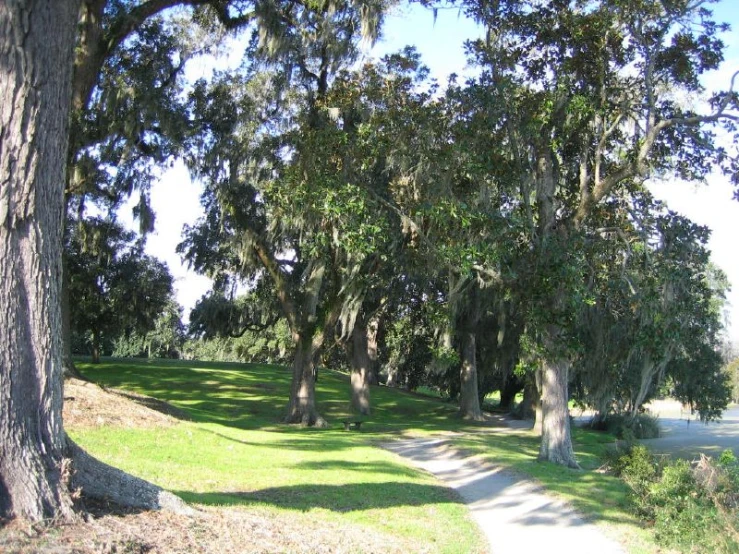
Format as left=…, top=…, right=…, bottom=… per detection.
left=383, top=436, right=625, bottom=554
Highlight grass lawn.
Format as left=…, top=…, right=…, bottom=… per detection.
left=68, top=357, right=659, bottom=553
left=71, top=358, right=487, bottom=553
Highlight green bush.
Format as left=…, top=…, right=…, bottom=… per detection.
left=609, top=445, right=663, bottom=515
left=613, top=447, right=739, bottom=553
left=602, top=413, right=661, bottom=440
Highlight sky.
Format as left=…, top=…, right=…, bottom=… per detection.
left=127, top=1, right=739, bottom=343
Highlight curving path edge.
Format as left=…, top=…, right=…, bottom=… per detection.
left=382, top=437, right=625, bottom=554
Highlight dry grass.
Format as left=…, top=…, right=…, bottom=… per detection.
left=1, top=380, right=420, bottom=554
left=63, top=379, right=186, bottom=429
left=0, top=504, right=417, bottom=554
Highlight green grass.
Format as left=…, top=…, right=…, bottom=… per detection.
left=79, top=358, right=482, bottom=434
left=71, top=358, right=487, bottom=553
left=71, top=357, right=660, bottom=553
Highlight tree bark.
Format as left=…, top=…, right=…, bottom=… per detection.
left=67, top=439, right=192, bottom=515
left=532, top=367, right=543, bottom=435
left=0, top=0, right=191, bottom=521
left=0, top=0, right=80, bottom=521
left=348, top=321, right=372, bottom=416
left=538, top=358, right=579, bottom=468
left=366, top=316, right=379, bottom=385
left=385, top=365, right=400, bottom=388
left=285, top=335, right=328, bottom=427
left=499, top=374, right=522, bottom=412
left=458, top=330, right=483, bottom=420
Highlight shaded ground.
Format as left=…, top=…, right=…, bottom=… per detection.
left=0, top=504, right=414, bottom=554
left=383, top=437, right=625, bottom=554
left=63, top=378, right=190, bottom=428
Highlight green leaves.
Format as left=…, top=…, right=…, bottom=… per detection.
left=67, top=217, right=175, bottom=356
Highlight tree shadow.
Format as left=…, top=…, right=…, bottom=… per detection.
left=292, top=459, right=421, bottom=479
left=112, top=390, right=193, bottom=421
left=76, top=358, right=512, bottom=437
left=175, top=481, right=462, bottom=513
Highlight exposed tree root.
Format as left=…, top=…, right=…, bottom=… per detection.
left=67, top=440, right=194, bottom=516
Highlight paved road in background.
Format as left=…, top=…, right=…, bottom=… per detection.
left=640, top=405, right=739, bottom=459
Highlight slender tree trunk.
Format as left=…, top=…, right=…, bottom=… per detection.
left=61, top=257, right=83, bottom=379
left=520, top=374, right=535, bottom=418
left=519, top=369, right=543, bottom=434
left=0, top=0, right=80, bottom=521
left=349, top=322, right=372, bottom=416
left=538, top=358, right=579, bottom=468
left=532, top=367, right=543, bottom=435
left=285, top=335, right=327, bottom=427
left=91, top=328, right=101, bottom=364
left=366, top=316, right=379, bottom=385
left=459, top=331, right=483, bottom=420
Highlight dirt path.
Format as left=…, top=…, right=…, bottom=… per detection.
left=383, top=437, right=625, bottom=554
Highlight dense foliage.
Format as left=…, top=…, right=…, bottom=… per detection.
left=614, top=445, right=739, bottom=553
left=66, top=0, right=738, bottom=454
left=67, top=218, right=175, bottom=362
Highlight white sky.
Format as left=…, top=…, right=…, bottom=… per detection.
left=129, top=1, right=739, bottom=342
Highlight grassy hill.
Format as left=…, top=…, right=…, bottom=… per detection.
left=6, top=356, right=654, bottom=554
left=64, top=357, right=490, bottom=553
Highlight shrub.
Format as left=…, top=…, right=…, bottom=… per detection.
left=601, top=413, right=661, bottom=440
left=609, top=445, right=663, bottom=515
left=612, top=447, right=739, bottom=553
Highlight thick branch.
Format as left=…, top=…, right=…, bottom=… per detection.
left=574, top=83, right=739, bottom=227
left=227, top=313, right=281, bottom=338
left=250, top=234, right=299, bottom=333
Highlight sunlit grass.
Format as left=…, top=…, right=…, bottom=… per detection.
left=71, top=358, right=487, bottom=553
left=72, top=356, right=661, bottom=553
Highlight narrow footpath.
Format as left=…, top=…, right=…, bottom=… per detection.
left=383, top=437, right=625, bottom=554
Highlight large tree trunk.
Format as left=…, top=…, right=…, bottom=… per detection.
left=0, top=0, right=80, bottom=521
left=67, top=440, right=192, bottom=515
left=385, top=365, right=400, bottom=388
left=349, top=321, right=372, bottom=416
left=285, top=335, right=327, bottom=427
left=499, top=374, right=523, bottom=412
left=459, top=331, right=483, bottom=420
left=0, top=0, right=191, bottom=521
left=538, top=358, right=579, bottom=468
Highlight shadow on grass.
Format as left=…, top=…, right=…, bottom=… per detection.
left=292, top=459, right=422, bottom=479
left=176, top=481, right=461, bottom=512
left=452, top=430, right=637, bottom=523
left=195, top=427, right=372, bottom=453
left=76, top=357, right=497, bottom=435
